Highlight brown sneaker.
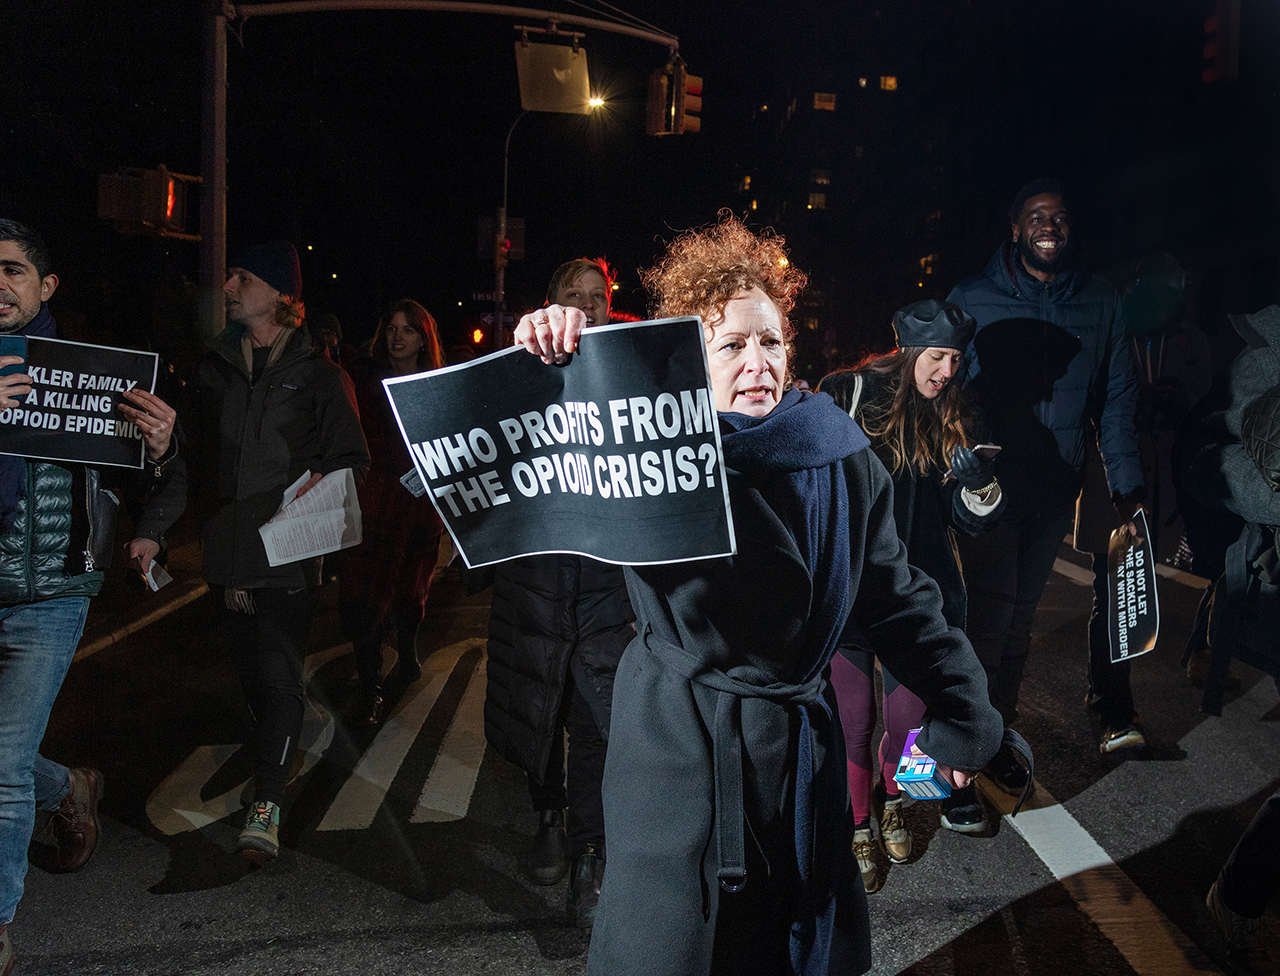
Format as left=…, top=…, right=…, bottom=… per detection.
left=48, top=767, right=103, bottom=873
left=1, top=923, right=14, bottom=976
left=852, top=827, right=881, bottom=894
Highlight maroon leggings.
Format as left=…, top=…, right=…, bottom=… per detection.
left=830, top=647, right=927, bottom=824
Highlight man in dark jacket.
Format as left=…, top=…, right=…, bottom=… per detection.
left=948, top=180, right=1145, bottom=775
left=191, top=241, right=368, bottom=863
left=1, top=219, right=185, bottom=971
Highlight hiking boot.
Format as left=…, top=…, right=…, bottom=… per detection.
left=1, top=924, right=13, bottom=976
left=940, top=783, right=986, bottom=834
left=355, top=691, right=384, bottom=728
left=238, top=800, right=281, bottom=863
left=48, top=767, right=103, bottom=873
left=852, top=827, right=881, bottom=894
left=1187, top=646, right=1242, bottom=691
left=567, top=846, right=604, bottom=929
left=525, top=809, right=568, bottom=885
left=1100, top=725, right=1146, bottom=754
left=1207, top=879, right=1280, bottom=975
left=877, top=792, right=913, bottom=863
left=984, top=742, right=1030, bottom=796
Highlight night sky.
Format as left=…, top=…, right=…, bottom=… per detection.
left=5, top=0, right=1277, bottom=374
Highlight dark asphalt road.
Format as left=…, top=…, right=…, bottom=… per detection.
left=10, top=543, right=1278, bottom=975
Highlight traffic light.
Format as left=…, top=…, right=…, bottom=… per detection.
left=97, top=166, right=197, bottom=238
left=674, top=65, right=702, bottom=135
left=493, top=234, right=511, bottom=270
left=1203, top=0, right=1240, bottom=84
left=646, top=62, right=701, bottom=136
left=472, top=327, right=485, bottom=345
left=646, top=67, right=670, bottom=136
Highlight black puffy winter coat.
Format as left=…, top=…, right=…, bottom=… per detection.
left=483, top=553, right=632, bottom=786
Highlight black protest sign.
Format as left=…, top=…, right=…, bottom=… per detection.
left=0, top=336, right=158, bottom=469
left=1108, top=509, right=1160, bottom=663
left=384, top=317, right=736, bottom=568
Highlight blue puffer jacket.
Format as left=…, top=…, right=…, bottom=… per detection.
left=948, top=242, right=1143, bottom=510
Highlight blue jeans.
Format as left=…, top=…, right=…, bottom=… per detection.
left=0, top=596, right=89, bottom=925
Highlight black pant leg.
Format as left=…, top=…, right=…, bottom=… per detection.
left=528, top=712, right=568, bottom=814
left=218, top=586, right=320, bottom=807
left=564, top=672, right=607, bottom=859
left=1087, top=551, right=1135, bottom=726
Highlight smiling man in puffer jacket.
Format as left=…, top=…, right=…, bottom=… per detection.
left=947, top=179, right=1146, bottom=773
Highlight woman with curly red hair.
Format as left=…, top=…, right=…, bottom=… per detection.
left=514, top=216, right=1004, bottom=976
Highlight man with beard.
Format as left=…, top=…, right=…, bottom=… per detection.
left=946, top=180, right=1145, bottom=795
left=1, top=219, right=185, bottom=974
left=191, top=241, right=367, bottom=863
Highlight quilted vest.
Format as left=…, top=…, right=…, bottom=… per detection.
left=0, top=461, right=103, bottom=604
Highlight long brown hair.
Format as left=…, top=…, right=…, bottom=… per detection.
left=826, top=348, right=977, bottom=476
left=372, top=298, right=445, bottom=372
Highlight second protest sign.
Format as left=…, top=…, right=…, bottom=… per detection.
left=384, top=317, right=735, bottom=568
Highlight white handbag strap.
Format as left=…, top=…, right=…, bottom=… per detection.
left=847, top=373, right=864, bottom=420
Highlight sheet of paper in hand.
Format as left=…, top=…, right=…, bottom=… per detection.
left=383, top=316, right=736, bottom=568
left=258, top=468, right=363, bottom=567
left=0, top=336, right=159, bottom=468
left=1108, top=508, right=1159, bottom=663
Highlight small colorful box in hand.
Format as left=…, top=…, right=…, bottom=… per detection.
left=894, top=728, right=952, bottom=799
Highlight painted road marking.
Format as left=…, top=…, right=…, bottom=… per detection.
left=978, top=779, right=1219, bottom=974
left=75, top=581, right=210, bottom=662
left=412, top=656, right=488, bottom=822
left=317, top=637, right=483, bottom=832
left=1052, top=557, right=1094, bottom=586
left=974, top=679, right=1280, bottom=975
left=145, top=642, right=349, bottom=835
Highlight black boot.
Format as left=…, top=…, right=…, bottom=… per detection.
left=525, top=809, right=568, bottom=885
left=355, top=689, right=383, bottom=727
left=567, top=845, right=604, bottom=929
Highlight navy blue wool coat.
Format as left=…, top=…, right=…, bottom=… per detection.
left=587, top=389, right=1003, bottom=976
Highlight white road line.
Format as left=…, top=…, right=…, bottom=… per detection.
left=146, top=743, right=246, bottom=835
left=411, top=656, right=488, bottom=822
left=74, top=581, right=210, bottom=662
left=145, top=641, right=350, bottom=834
left=316, top=637, right=483, bottom=832
left=978, top=779, right=1220, bottom=975
left=1052, top=557, right=1094, bottom=586
left=1155, top=563, right=1211, bottom=589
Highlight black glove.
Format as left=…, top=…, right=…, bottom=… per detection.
left=950, top=446, right=995, bottom=491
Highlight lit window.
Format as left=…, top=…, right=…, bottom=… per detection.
left=927, top=209, right=942, bottom=221
left=813, top=92, right=836, bottom=111
left=740, top=175, right=752, bottom=192
left=919, top=254, right=937, bottom=276
left=880, top=76, right=897, bottom=90
left=750, top=198, right=758, bottom=211
left=811, top=169, right=831, bottom=186
left=808, top=192, right=827, bottom=210
left=858, top=77, right=868, bottom=88
left=804, top=317, right=819, bottom=331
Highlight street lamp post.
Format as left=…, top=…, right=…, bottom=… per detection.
left=493, top=110, right=528, bottom=351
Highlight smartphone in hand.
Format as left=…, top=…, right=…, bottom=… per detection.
left=0, top=335, right=27, bottom=376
